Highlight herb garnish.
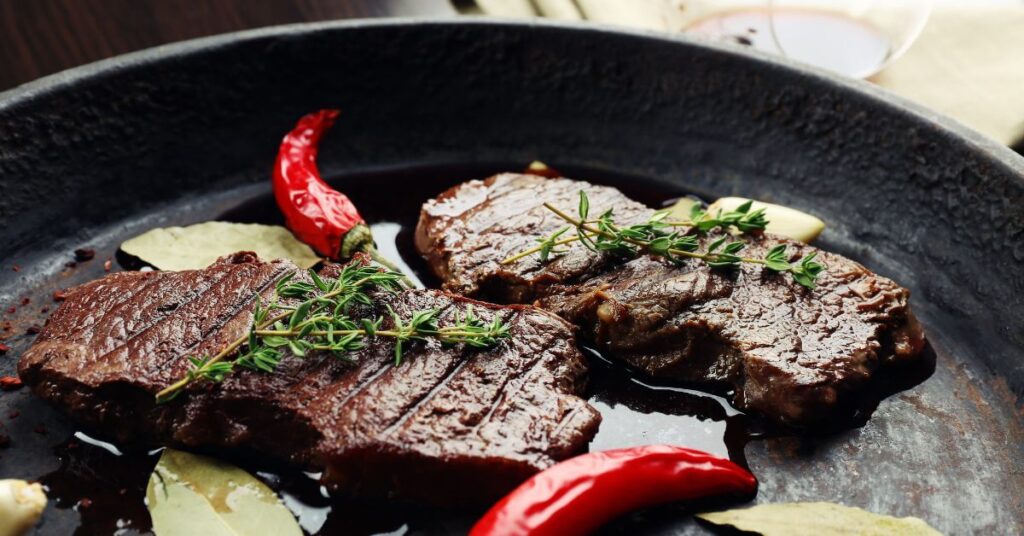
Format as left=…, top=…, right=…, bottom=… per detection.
left=155, top=263, right=510, bottom=403
left=502, top=191, right=824, bottom=289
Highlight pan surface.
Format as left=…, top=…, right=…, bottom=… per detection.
left=0, top=19, right=1022, bottom=535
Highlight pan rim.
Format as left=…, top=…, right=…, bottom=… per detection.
left=0, top=16, right=1021, bottom=178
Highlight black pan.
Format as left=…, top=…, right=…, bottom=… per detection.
left=0, top=19, right=1021, bottom=535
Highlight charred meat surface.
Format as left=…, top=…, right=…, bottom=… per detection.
left=18, top=252, right=600, bottom=506
left=416, top=174, right=926, bottom=426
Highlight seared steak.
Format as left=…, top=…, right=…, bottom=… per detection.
left=18, top=252, right=599, bottom=505
left=416, top=174, right=926, bottom=426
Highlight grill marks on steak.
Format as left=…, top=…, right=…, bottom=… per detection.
left=416, top=173, right=926, bottom=426
left=313, top=286, right=598, bottom=502
left=417, top=174, right=652, bottom=303
left=18, top=252, right=599, bottom=505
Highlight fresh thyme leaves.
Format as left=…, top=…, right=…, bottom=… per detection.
left=788, top=251, right=825, bottom=289
left=685, top=200, right=769, bottom=234
left=503, top=227, right=575, bottom=264
left=154, top=265, right=510, bottom=403
left=501, top=191, right=824, bottom=290
left=186, top=357, right=233, bottom=383
left=538, top=227, right=571, bottom=261
left=386, top=306, right=437, bottom=366
left=438, top=306, right=511, bottom=348
left=378, top=305, right=510, bottom=365
left=500, top=195, right=767, bottom=265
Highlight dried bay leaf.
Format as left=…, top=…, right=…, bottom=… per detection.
left=146, top=449, right=301, bottom=536
left=698, top=502, right=943, bottom=536
left=122, top=222, right=320, bottom=271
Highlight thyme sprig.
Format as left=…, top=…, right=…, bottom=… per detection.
left=501, top=198, right=768, bottom=264
left=155, top=264, right=510, bottom=403
left=502, top=191, right=824, bottom=289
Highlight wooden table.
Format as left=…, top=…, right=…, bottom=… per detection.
left=0, top=0, right=455, bottom=91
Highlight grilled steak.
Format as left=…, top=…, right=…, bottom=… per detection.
left=416, top=173, right=926, bottom=426
left=18, top=252, right=600, bottom=505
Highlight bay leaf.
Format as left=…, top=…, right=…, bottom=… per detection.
left=121, top=222, right=320, bottom=271
left=146, top=448, right=301, bottom=536
left=697, top=502, right=943, bottom=536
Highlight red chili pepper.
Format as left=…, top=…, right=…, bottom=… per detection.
left=0, top=376, right=24, bottom=391
left=273, top=109, right=373, bottom=259
left=470, top=445, right=756, bottom=536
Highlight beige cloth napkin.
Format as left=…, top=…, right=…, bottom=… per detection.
left=875, top=6, right=1024, bottom=147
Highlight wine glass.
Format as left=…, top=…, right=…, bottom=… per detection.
left=684, top=0, right=932, bottom=79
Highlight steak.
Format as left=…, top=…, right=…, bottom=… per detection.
left=416, top=173, right=927, bottom=427
left=18, top=252, right=600, bottom=506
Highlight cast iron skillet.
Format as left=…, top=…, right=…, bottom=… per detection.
left=0, top=19, right=1022, bottom=535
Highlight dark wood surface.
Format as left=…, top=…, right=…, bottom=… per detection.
left=0, top=0, right=455, bottom=91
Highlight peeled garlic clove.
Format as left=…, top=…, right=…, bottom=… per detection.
left=665, top=196, right=702, bottom=221
left=708, top=197, right=825, bottom=243
left=535, top=0, right=583, bottom=19
left=0, top=479, right=47, bottom=536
